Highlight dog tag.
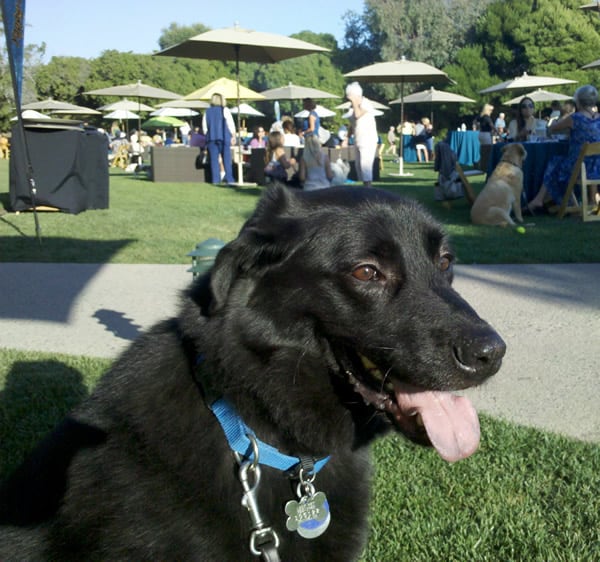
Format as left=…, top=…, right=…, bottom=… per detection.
left=285, top=490, right=331, bottom=539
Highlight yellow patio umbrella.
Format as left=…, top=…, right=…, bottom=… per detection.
left=183, top=77, right=265, bottom=102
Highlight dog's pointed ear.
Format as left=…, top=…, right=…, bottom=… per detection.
left=209, top=185, right=304, bottom=312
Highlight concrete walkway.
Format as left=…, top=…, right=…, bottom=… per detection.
left=0, top=262, right=598, bottom=443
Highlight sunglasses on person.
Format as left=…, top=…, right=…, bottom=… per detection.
left=520, top=103, right=534, bottom=108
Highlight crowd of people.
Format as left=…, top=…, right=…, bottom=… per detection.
left=469, top=86, right=600, bottom=212
left=86, top=78, right=600, bottom=211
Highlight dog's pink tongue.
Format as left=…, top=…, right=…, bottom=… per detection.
left=395, top=389, right=480, bottom=462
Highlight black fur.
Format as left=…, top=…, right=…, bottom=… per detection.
left=0, top=186, right=505, bottom=560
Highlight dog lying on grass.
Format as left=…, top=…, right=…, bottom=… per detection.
left=471, top=143, right=527, bottom=226
left=0, top=186, right=506, bottom=561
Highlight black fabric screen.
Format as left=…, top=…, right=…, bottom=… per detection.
left=9, top=125, right=109, bottom=214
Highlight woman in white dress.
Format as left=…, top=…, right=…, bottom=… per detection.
left=345, top=81, right=378, bottom=187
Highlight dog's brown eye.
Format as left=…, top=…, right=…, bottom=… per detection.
left=439, top=255, right=453, bottom=272
left=352, top=265, right=381, bottom=282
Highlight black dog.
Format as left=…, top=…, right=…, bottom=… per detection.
left=0, top=186, right=506, bottom=561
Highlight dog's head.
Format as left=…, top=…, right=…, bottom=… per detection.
left=191, top=186, right=505, bottom=462
left=501, top=142, right=527, bottom=165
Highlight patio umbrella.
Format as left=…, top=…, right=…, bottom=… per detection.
left=150, top=107, right=199, bottom=118
left=479, top=72, right=577, bottom=94
left=260, top=82, right=339, bottom=100
left=103, top=109, right=139, bottom=135
left=345, top=56, right=450, bottom=176
left=22, top=98, right=89, bottom=111
left=230, top=103, right=265, bottom=116
left=142, top=116, right=186, bottom=129
left=155, top=25, right=329, bottom=184
left=503, top=88, right=573, bottom=105
left=294, top=104, right=336, bottom=118
left=335, top=98, right=390, bottom=111
left=183, top=77, right=265, bottom=102
left=580, top=1, right=600, bottom=10
left=85, top=80, right=181, bottom=133
left=156, top=99, right=209, bottom=109
left=104, top=109, right=140, bottom=120
left=11, top=109, right=51, bottom=121
left=230, top=102, right=265, bottom=130
left=50, top=107, right=102, bottom=115
left=581, top=58, right=600, bottom=69
left=390, top=87, right=476, bottom=126
left=100, top=99, right=156, bottom=112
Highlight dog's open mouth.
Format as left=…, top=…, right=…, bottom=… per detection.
left=347, top=354, right=480, bottom=463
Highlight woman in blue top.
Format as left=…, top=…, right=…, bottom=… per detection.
left=302, top=97, right=320, bottom=139
left=202, top=92, right=237, bottom=185
left=528, top=85, right=600, bottom=212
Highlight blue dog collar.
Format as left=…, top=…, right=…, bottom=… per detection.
left=210, top=398, right=330, bottom=474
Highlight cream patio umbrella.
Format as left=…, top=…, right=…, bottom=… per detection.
left=501, top=89, right=573, bottom=119
left=156, top=99, right=209, bottom=110
left=294, top=104, right=336, bottom=118
left=335, top=98, right=390, bottom=111
left=345, top=57, right=450, bottom=176
left=479, top=72, right=577, bottom=94
left=260, top=82, right=339, bottom=100
left=100, top=99, right=156, bottom=112
left=85, top=80, right=181, bottom=134
left=150, top=107, right=199, bottom=118
left=22, top=98, right=93, bottom=112
left=156, top=25, right=329, bottom=185
left=391, top=86, right=475, bottom=126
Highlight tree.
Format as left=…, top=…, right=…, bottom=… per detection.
left=475, top=0, right=600, bottom=94
left=35, top=56, right=91, bottom=102
left=157, top=22, right=210, bottom=51
left=0, top=32, right=46, bottom=130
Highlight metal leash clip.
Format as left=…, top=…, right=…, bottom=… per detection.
left=237, top=434, right=280, bottom=559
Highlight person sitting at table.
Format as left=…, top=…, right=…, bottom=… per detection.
left=507, top=97, right=544, bottom=141
left=264, top=130, right=297, bottom=184
left=415, top=117, right=434, bottom=161
left=282, top=117, right=301, bottom=147
left=299, top=133, right=333, bottom=190
left=248, top=125, right=267, bottom=148
left=494, top=112, right=506, bottom=139
left=526, top=85, right=600, bottom=213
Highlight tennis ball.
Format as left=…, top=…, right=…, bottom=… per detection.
left=516, top=226, right=526, bottom=234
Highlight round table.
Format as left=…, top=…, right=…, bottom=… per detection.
left=488, top=141, right=569, bottom=200
left=448, top=130, right=481, bottom=167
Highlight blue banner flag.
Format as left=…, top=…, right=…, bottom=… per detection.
left=2, top=0, right=26, bottom=107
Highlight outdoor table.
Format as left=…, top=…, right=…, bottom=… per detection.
left=448, top=130, right=480, bottom=167
left=487, top=140, right=569, bottom=200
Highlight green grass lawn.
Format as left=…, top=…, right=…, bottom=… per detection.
left=1, top=349, right=598, bottom=561
left=1, top=158, right=599, bottom=264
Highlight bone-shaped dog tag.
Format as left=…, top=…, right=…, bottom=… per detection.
left=285, top=491, right=330, bottom=539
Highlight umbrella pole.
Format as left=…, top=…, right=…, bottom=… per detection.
left=234, top=48, right=246, bottom=186
left=390, top=80, right=413, bottom=177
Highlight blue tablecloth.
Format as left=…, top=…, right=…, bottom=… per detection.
left=448, top=131, right=480, bottom=167
left=487, top=141, right=569, bottom=200
left=401, top=134, right=417, bottom=163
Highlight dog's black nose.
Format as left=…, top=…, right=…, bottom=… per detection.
left=453, top=330, right=506, bottom=382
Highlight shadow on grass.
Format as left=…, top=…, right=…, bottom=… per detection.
left=0, top=360, right=89, bottom=478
